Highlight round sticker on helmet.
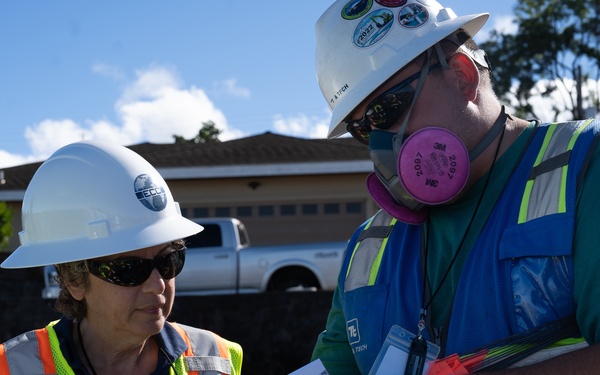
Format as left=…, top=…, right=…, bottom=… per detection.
left=134, top=174, right=168, bottom=211
left=398, top=3, right=429, bottom=28
left=353, top=8, right=394, bottom=48
left=342, top=0, right=373, bottom=20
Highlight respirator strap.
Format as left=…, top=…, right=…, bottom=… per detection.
left=393, top=45, right=452, bottom=152
left=469, top=106, right=509, bottom=161
left=393, top=49, right=437, bottom=152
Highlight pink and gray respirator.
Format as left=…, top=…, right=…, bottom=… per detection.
left=367, top=108, right=507, bottom=224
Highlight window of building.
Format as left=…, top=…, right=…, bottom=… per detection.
left=193, top=208, right=209, bottom=218
left=280, top=204, right=296, bottom=216
left=324, top=203, right=340, bottom=214
left=215, top=207, right=231, bottom=217
left=302, top=204, right=318, bottom=215
left=237, top=206, right=252, bottom=217
left=258, top=205, right=274, bottom=216
left=346, top=202, right=363, bottom=214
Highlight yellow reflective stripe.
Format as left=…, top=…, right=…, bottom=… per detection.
left=46, top=320, right=76, bottom=375
left=345, top=216, right=376, bottom=279
left=367, top=218, right=397, bottom=285
left=558, top=163, right=568, bottom=213
left=518, top=180, right=534, bottom=224
left=461, top=337, right=586, bottom=364
left=518, top=124, right=558, bottom=224
left=558, top=119, right=594, bottom=213
left=547, top=336, right=586, bottom=349
left=171, top=356, right=188, bottom=374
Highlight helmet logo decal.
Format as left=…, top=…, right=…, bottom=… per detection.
left=353, top=9, right=394, bottom=48
left=342, top=0, right=373, bottom=20
left=398, top=3, right=429, bottom=28
left=134, top=174, right=167, bottom=212
left=375, top=0, right=407, bottom=7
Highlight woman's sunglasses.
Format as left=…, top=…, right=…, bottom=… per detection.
left=346, top=63, right=441, bottom=145
left=87, top=248, right=186, bottom=287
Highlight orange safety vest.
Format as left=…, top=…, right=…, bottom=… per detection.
left=0, top=321, right=242, bottom=375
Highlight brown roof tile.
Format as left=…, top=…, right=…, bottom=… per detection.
left=0, top=132, right=369, bottom=191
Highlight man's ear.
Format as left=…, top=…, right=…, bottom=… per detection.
left=66, top=282, right=86, bottom=301
left=449, top=52, right=479, bottom=102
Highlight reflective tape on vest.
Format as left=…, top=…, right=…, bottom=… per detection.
left=185, top=356, right=232, bottom=373
left=519, top=120, right=594, bottom=224
left=345, top=210, right=397, bottom=291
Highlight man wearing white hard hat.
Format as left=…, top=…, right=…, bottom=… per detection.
left=0, top=141, right=243, bottom=375
left=311, top=0, right=600, bottom=374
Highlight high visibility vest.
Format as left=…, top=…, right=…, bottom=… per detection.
left=0, top=320, right=242, bottom=375
left=340, top=119, right=599, bottom=373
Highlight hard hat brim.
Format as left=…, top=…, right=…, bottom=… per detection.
left=1, top=214, right=203, bottom=269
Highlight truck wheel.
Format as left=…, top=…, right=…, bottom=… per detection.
left=268, top=267, right=320, bottom=292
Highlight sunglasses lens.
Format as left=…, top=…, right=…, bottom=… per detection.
left=88, top=249, right=186, bottom=287
left=346, top=85, right=414, bottom=145
left=366, top=90, right=414, bottom=130
left=157, top=249, right=186, bottom=279
left=347, top=122, right=371, bottom=145
left=88, top=258, right=151, bottom=286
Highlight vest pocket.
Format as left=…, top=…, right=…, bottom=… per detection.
left=342, top=283, right=390, bottom=374
left=499, top=214, right=575, bottom=332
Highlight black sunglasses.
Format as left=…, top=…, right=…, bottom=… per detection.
left=346, top=63, right=441, bottom=145
left=87, top=248, right=186, bottom=287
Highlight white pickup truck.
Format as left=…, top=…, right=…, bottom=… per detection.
left=41, top=217, right=347, bottom=298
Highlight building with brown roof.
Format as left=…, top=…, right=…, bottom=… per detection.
left=0, top=132, right=376, bottom=251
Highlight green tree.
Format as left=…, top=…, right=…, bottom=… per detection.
left=0, top=202, right=12, bottom=252
left=173, top=121, right=222, bottom=144
left=480, top=0, right=600, bottom=121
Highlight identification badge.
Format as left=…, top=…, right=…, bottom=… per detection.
left=368, top=325, right=440, bottom=375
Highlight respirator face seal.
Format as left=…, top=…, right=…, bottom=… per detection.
left=367, top=108, right=508, bottom=224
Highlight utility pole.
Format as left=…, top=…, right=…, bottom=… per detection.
left=575, top=65, right=584, bottom=119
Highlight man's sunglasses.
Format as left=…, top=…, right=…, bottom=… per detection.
left=346, top=63, right=441, bottom=145
left=87, top=248, right=186, bottom=287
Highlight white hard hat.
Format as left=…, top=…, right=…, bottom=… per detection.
left=1, top=140, right=203, bottom=269
left=315, top=0, right=489, bottom=139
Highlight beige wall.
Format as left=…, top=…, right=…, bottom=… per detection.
left=170, top=173, right=377, bottom=245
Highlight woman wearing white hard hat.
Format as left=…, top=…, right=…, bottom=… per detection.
left=0, top=141, right=242, bottom=375
left=312, top=0, right=600, bottom=374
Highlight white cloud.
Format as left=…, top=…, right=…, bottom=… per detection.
left=273, top=113, right=330, bottom=139
left=0, top=150, right=38, bottom=169
left=476, top=14, right=517, bottom=42
left=494, top=15, right=518, bottom=35
left=211, top=78, right=251, bottom=98
left=118, top=65, right=182, bottom=106
left=92, top=63, right=125, bottom=81
left=506, top=78, right=600, bottom=122
left=24, top=119, right=93, bottom=159
left=2, top=65, right=244, bottom=167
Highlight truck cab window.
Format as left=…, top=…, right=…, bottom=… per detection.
left=185, top=224, right=223, bottom=248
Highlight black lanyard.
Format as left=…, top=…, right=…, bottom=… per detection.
left=405, top=114, right=507, bottom=375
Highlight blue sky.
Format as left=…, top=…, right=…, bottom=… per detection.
left=0, top=1, right=518, bottom=168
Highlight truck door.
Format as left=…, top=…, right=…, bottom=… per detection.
left=175, top=224, right=237, bottom=292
